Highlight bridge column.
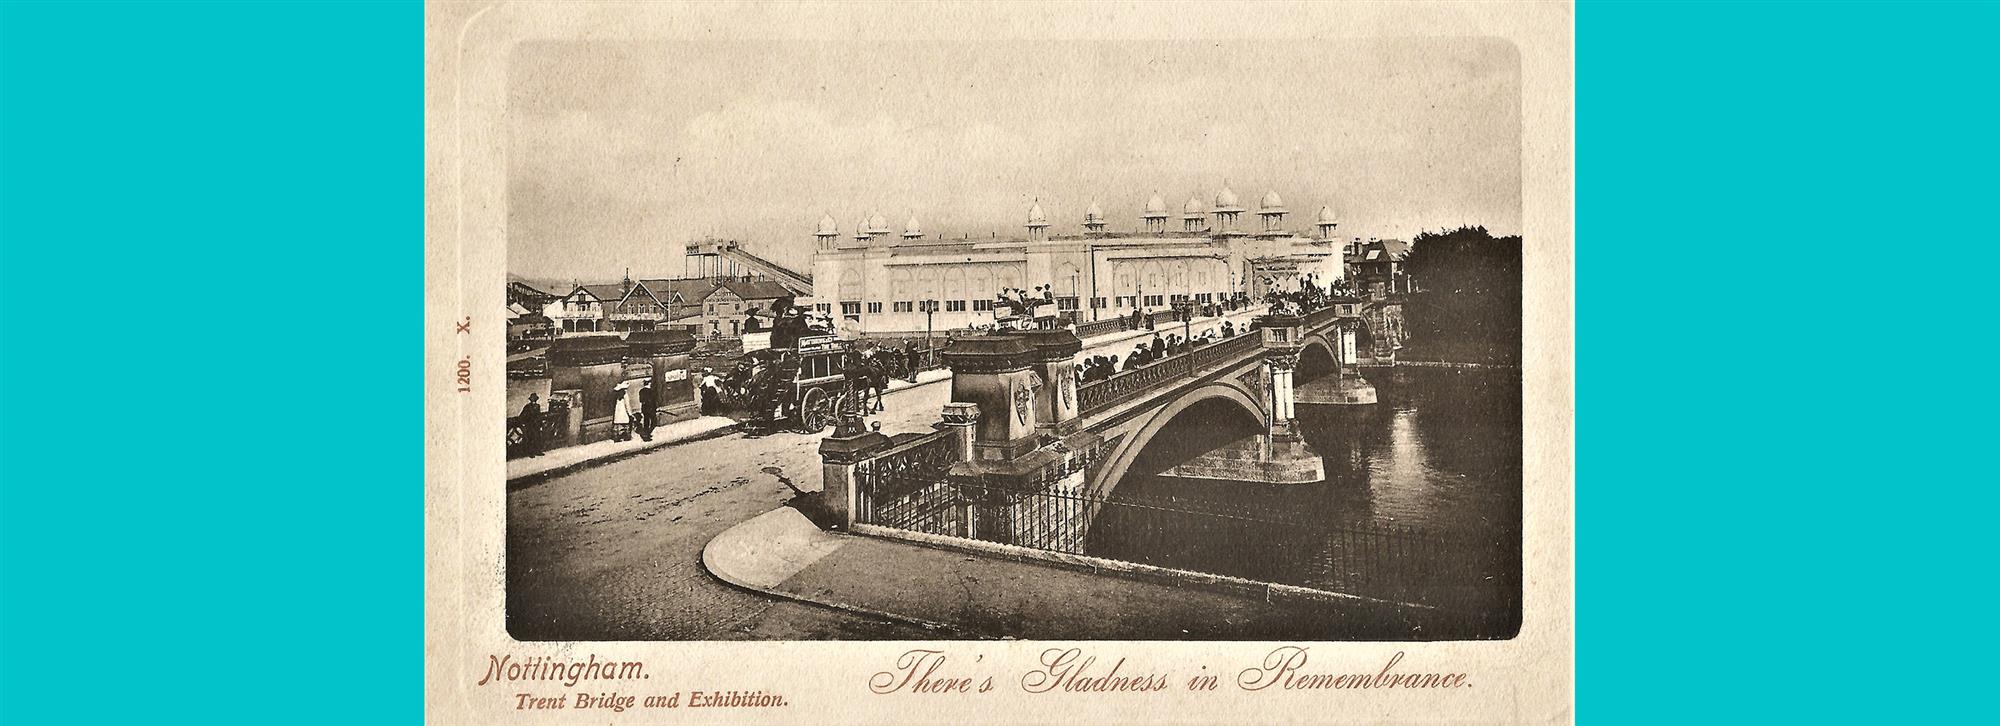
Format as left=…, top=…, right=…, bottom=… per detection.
left=818, top=403, right=892, bottom=530
left=1021, top=328, right=1084, bottom=436
left=1255, top=312, right=1306, bottom=438
left=941, top=334, right=1043, bottom=462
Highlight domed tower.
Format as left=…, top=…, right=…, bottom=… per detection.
left=1315, top=205, right=1338, bottom=241
left=1181, top=195, right=1207, bottom=233
left=815, top=212, right=840, bottom=251
left=1256, top=189, right=1287, bottom=236
left=866, top=211, right=891, bottom=238
left=1083, top=200, right=1106, bottom=235
left=1026, top=199, right=1051, bottom=242
left=1212, top=182, right=1244, bottom=234
left=1142, top=193, right=1169, bottom=234
left=902, top=213, right=924, bottom=241
left=853, top=216, right=871, bottom=243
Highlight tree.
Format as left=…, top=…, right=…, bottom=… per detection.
left=1400, top=226, right=1522, bottom=364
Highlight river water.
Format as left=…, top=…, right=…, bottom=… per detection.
left=1091, top=366, right=1522, bottom=636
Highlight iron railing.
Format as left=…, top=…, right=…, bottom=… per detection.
left=856, top=461, right=1500, bottom=605
left=1076, top=332, right=1263, bottom=415
left=853, top=430, right=963, bottom=527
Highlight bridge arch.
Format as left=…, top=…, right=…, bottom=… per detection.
left=1093, top=377, right=1267, bottom=499
left=1299, top=335, right=1338, bottom=380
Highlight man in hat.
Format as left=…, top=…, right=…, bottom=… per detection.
left=637, top=381, right=657, bottom=442
left=517, top=393, right=543, bottom=457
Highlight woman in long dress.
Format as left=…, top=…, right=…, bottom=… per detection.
left=612, top=387, right=632, bottom=441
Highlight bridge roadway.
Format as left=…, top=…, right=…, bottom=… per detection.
left=502, top=306, right=1267, bottom=640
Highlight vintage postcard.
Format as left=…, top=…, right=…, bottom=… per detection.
left=426, top=2, right=1572, bottom=722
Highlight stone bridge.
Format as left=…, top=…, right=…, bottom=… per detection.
left=819, top=305, right=1378, bottom=545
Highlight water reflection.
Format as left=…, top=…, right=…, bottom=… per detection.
left=1092, top=367, right=1522, bottom=629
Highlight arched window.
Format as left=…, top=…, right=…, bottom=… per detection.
left=942, top=265, right=967, bottom=305
left=838, top=269, right=863, bottom=302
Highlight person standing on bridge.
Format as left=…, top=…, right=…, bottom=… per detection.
left=611, top=384, right=633, bottom=442
left=637, top=382, right=656, bottom=442
left=1151, top=333, right=1166, bottom=359
left=517, top=393, right=543, bottom=457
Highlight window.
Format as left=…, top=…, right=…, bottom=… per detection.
left=1090, top=297, right=1107, bottom=309
left=893, top=301, right=915, bottom=313
left=841, top=301, right=861, bottom=315
left=867, top=302, right=883, bottom=314
left=1145, top=294, right=1164, bottom=307
left=1057, top=296, right=1079, bottom=311
left=816, top=303, right=831, bottom=314
left=972, top=299, right=992, bottom=312
left=1196, top=293, right=1213, bottom=303
left=945, top=300, right=967, bottom=312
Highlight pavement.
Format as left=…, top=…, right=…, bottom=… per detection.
left=702, top=502, right=1466, bottom=641
left=505, top=368, right=955, bottom=484
left=505, top=308, right=1263, bottom=485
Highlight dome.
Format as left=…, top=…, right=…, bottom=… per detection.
left=1316, top=205, right=1337, bottom=224
left=1027, top=200, right=1048, bottom=225
left=867, top=212, right=890, bottom=234
left=1260, top=190, right=1285, bottom=211
left=1182, top=196, right=1205, bottom=216
left=1144, top=194, right=1168, bottom=215
left=1084, top=200, right=1104, bottom=222
left=816, top=213, right=838, bottom=235
left=1214, top=184, right=1240, bottom=209
left=904, top=215, right=922, bottom=236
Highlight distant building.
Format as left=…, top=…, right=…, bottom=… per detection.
left=505, top=302, right=554, bottom=342
left=643, top=276, right=792, bottom=338
left=1342, top=238, right=1411, bottom=358
left=806, top=186, right=1346, bottom=335
left=544, top=284, right=612, bottom=333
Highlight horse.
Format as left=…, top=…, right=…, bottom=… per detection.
left=843, top=349, right=891, bottom=414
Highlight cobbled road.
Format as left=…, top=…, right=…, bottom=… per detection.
left=506, top=378, right=953, bottom=641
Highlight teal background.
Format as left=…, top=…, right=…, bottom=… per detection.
left=1580, top=1, right=1998, bottom=724
left=0, top=1, right=421, bottom=725
left=0, top=1, right=1995, bottom=724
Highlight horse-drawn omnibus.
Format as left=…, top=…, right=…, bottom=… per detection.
left=723, top=333, right=888, bottom=435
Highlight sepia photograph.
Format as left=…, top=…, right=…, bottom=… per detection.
left=499, top=36, right=1526, bottom=642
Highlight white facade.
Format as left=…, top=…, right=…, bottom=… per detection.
left=807, top=189, right=1346, bottom=334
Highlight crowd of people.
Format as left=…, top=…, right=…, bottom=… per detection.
left=1071, top=321, right=1244, bottom=385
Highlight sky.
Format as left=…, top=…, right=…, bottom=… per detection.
left=508, top=38, right=1521, bottom=285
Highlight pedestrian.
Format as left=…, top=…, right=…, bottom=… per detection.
left=517, top=393, right=543, bottom=457
left=699, top=368, right=724, bottom=413
left=637, top=382, right=656, bottom=442
left=612, top=385, right=632, bottom=442
left=1151, top=334, right=1166, bottom=358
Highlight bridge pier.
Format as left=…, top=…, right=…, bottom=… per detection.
left=936, top=330, right=1104, bottom=552
left=1298, top=321, right=1377, bottom=406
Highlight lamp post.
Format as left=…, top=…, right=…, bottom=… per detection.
left=1175, top=299, right=1193, bottom=342
left=1069, top=272, right=1080, bottom=326
left=920, top=299, right=939, bottom=367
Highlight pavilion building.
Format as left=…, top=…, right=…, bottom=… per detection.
left=806, top=185, right=1346, bottom=335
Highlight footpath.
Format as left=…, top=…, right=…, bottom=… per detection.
left=702, top=506, right=1457, bottom=640
left=505, top=308, right=1263, bottom=485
